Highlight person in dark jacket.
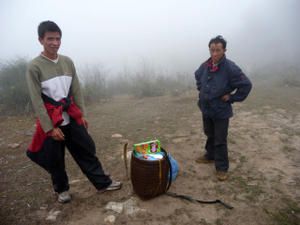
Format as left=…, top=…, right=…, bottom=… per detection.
left=194, top=35, right=252, bottom=181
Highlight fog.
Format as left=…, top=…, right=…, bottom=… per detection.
left=1, top=0, right=299, bottom=75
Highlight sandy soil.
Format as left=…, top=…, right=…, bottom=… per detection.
left=1, top=89, right=299, bottom=225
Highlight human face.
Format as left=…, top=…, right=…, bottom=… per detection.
left=39, top=31, right=61, bottom=59
left=209, top=42, right=226, bottom=64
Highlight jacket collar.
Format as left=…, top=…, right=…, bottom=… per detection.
left=206, top=55, right=226, bottom=72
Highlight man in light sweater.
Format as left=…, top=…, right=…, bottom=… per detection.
left=26, top=21, right=121, bottom=203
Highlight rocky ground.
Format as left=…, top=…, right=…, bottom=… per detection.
left=1, top=87, right=300, bottom=225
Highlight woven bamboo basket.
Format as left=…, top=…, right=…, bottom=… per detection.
left=130, top=151, right=170, bottom=199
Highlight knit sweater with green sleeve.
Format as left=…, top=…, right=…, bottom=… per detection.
left=26, top=54, right=85, bottom=133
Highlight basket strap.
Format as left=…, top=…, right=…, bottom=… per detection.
left=123, top=143, right=129, bottom=179
left=165, top=192, right=233, bottom=209
left=161, top=148, right=172, bottom=191
left=153, top=159, right=163, bottom=196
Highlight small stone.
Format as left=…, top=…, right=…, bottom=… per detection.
left=69, top=179, right=82, bottom=184
left=40, top=205, right=48, bottom=210
left=112, top=133, right=123, bottom=138
left=172, top=137, right=188, bottom=143
left=8, top=143, right=20, bottom=149
left=104, top=215, right=116, bottom=224
left=105, top=198, right=145, bottom=215
left=123, top=198, right=143, bottom=215
left=105, top=202, right=123, bottom=213
left=46, top=209, right=61, bottom=221
left=25, top=131, right=34, bottom=136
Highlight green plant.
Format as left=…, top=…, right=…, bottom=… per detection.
left=265, top=201, right=300, bottom=225
left=0, top=58, right=32, bottom=114
left=79, top=65, right=111, bottom=103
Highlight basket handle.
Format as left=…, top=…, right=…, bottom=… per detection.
left=123, top=142, right=129, bottom=180
left=161, top=147, right=172, bottom=191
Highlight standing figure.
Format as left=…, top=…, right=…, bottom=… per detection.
left=194, top=35, right=252, bottom=181
left=26, top=21, right=121, bottom=203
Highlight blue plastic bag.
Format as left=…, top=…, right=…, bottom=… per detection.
left=168, top=153, right=179, bottom=181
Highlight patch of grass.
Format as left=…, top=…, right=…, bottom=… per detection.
left=231, top=155, right=247, bottom=172
left=265, top=200, right=300, bottom=225
left=231, top=176, right=264, bottom=201
left=228, top=135, right=237, bottom=144
left=241, top=84, right=300, bottom=114
left=240, top=155, right=247, bottom=163
left=215, top=218, right=225, bottom=225
left=282, top=145, right=297, bottom=153
left=199, top=218, right=210, bottom=225
left=295, top=130, right=300, bottom=136
left=282, top=128, right=298, bottom=137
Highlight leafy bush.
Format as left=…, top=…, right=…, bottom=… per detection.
left=78, top=65, right=111, bottom=103
left=106, top=66, right=194, bottom=98
left=0, top=58, right=32, bottom=114
left=0, top=58, right=195, bottom=114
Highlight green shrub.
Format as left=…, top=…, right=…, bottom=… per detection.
left=0, top=58, right=195, bottom=114
left=0, top=58, right=32, bottom=114
left=78, top=65, right=111, bottom=103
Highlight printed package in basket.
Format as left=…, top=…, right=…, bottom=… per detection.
left=133, top=140, right=161, bottom=155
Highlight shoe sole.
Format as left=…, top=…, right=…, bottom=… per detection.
left=217, top=177, right=228, bottom=181
left=216, top=172, right=228, bottom=181
left=195, top=159, right=214, bottom=164
left=98, top=185, right=122, bottom=194
left=58, top=198, right=71, bottom=203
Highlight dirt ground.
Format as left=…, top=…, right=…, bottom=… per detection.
left=1, top=86, right=300, bottom=225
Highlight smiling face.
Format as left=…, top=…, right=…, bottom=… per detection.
left=39, top=31, right=61, bottom=60
left=209, top=42, right=226, bottom=64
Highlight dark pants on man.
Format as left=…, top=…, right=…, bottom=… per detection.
left=27, top=119, right=111, bottom=193
left=202, top=117, right=229, bottom=171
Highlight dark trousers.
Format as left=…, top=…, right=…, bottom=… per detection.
left=27, top=119, right=111, bottom=193
left=202, top=117, right=229, bottom=171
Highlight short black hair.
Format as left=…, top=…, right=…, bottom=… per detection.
left=38, top=21, right=62, bottom=39
left=208, top=35, right=227, bottom=49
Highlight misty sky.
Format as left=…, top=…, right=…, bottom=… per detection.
left=1, top=0, right=299, bottom=75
